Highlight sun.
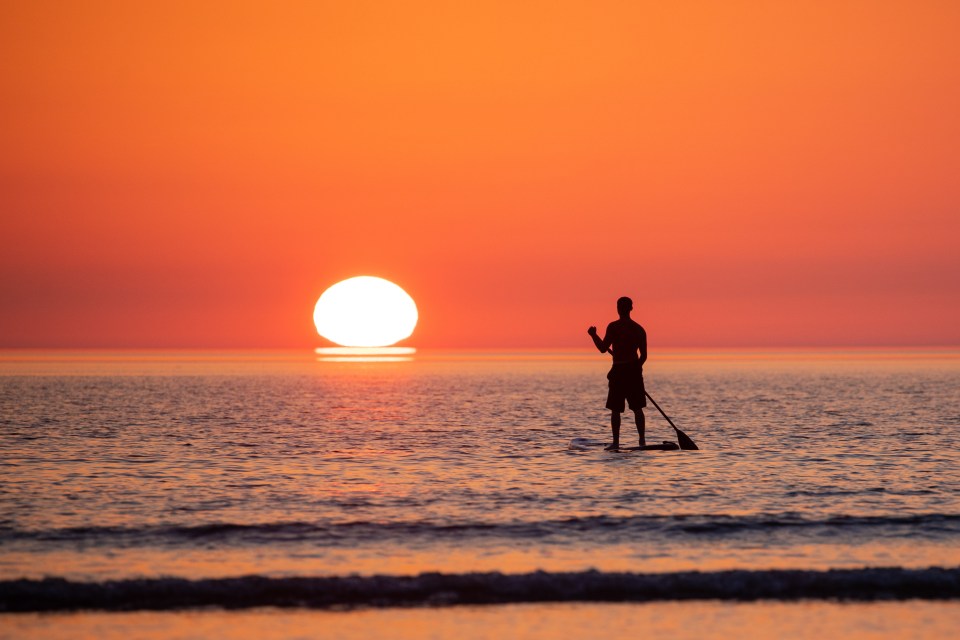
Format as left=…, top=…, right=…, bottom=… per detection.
left=313, top=276, right=418, bottom=347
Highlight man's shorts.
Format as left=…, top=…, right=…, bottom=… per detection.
left=606, top=361, right=646, bottom=413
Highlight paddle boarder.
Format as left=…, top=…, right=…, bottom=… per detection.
left=588, top=296, right=647, bottom=450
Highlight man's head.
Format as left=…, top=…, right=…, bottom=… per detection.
left=616, top=296, right=633, bottom=317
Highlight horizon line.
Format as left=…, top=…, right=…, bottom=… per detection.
left=1, top=345, right=958, bottom=352
left=1, top=346, right=958, bottom=363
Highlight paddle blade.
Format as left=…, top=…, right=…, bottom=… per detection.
left=674, top=427, right=699, bottom=450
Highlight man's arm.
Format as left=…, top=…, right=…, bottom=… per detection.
left=587, top=325, right=612, bottom=354
left=638, top=326, right=647, bottom=367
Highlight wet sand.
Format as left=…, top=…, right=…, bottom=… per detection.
left=6, top=601, right=960, bottom=640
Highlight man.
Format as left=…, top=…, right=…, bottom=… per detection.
left=587, top=296, right=647, bottom=450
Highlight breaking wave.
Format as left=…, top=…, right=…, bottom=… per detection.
left=2, top=567, right=959, bottom=612
left=3, top=513, right=958, bottom=547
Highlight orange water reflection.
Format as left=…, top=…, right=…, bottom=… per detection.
left=5, top=539, right=958, bottom=582
left=6, top=602, right=960, bottom=640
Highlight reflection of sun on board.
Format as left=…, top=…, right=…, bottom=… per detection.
left=314, top=276, right=418, bottom=347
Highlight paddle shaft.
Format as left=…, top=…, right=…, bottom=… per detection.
left=644, top=392, right=678, bottom=431
left=645, top=391, right=699, bottom=450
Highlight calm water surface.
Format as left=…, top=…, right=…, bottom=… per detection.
left=2, top=349, right=958, bottom=587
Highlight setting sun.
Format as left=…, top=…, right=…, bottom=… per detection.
left=313, top=276, right=418, bottom=347
left=2, top=3, right=959, bottom=636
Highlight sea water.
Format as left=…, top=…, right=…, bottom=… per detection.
left=1, top=350, right=958, bottom=635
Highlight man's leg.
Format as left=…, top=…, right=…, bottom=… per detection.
left=605, top=410, right=621, bottom=450
left=634, top=409, right=646, bottom=447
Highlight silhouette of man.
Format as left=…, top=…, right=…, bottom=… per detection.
left=588, top=297, right=647, bottom=450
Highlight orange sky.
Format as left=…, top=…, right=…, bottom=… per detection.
left=1, top=1, right=958, bottom=348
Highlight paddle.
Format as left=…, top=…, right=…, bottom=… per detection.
left=645, top=392, right=699, bottom=450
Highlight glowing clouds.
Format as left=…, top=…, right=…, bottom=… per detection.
left=313, top=276, right=418, bottom=347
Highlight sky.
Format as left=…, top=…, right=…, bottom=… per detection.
left=1, top=1, right=958, bottom=349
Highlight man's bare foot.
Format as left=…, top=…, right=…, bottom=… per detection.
left=604, top=443, right=620, bottom=451
left=638, top=441, right=647, bottom=448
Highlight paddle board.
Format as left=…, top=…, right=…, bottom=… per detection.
left=568, top=438, right=680, bottom=451
left=620, top=442, right=679, bottom=451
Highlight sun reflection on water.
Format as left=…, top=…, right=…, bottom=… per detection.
left=315, top=347, right=416, bottom=362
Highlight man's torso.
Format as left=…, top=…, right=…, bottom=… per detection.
left=607, top=319, right=645, bottom=364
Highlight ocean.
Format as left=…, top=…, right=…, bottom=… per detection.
left=1, top=349, right=959, bottom=638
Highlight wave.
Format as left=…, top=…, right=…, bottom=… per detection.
left=2, top=567, right=958, bottom=612
left=4, top=514, right=959, bottom=546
